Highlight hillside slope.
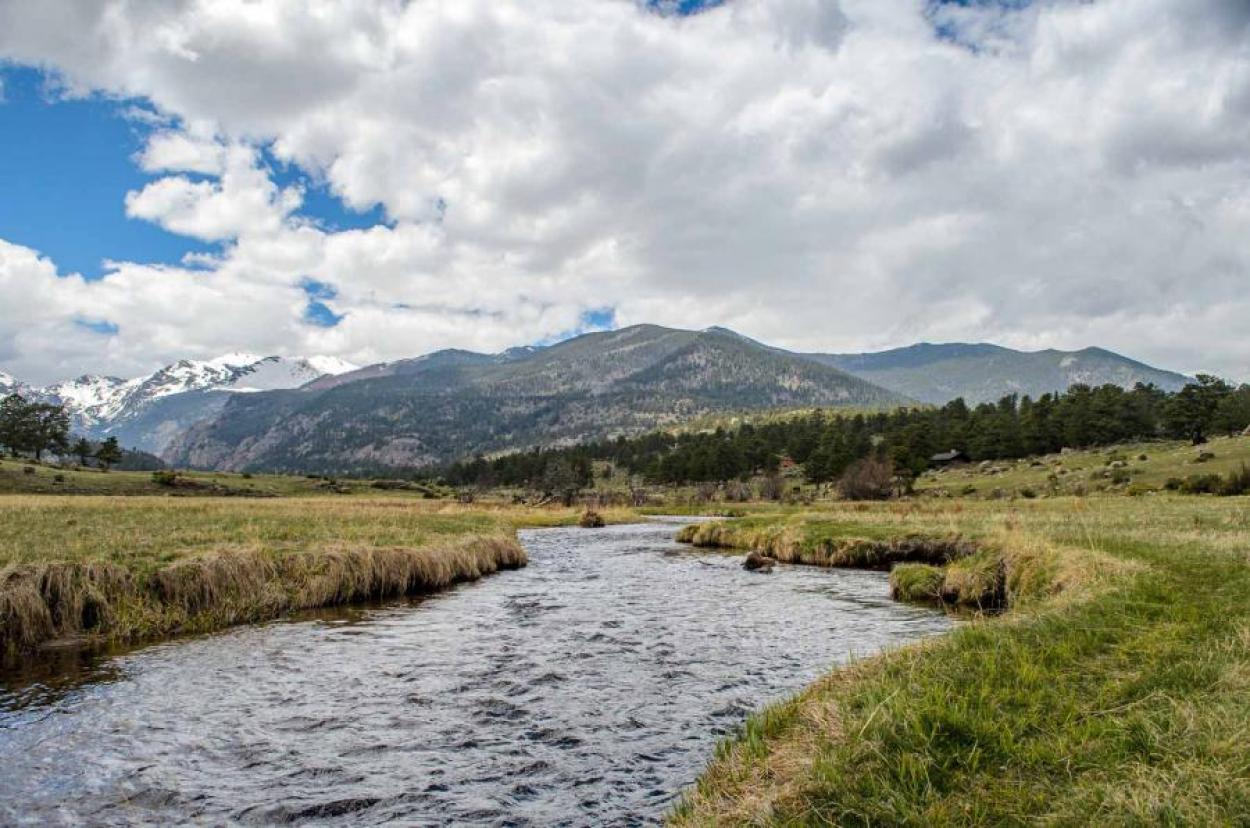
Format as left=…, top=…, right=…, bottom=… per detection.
left=809, top=342, right=1191, bottom=404
left=168, top=326, right=904, bottom=473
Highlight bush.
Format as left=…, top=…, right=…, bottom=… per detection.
left=1222, top=464, right=1250, bottom=496
left=1110, top=468, right=1131, bottom=485
left=758, top=475, right=784, bottom=502
left=151, top=470, right=180, bottom=487
left=837, top=457, right=895, bottom=501
left=1164, top=477, right=1184, bottom=491
left=1019, top=487, right=1038, bottom=499
left=1180, top=474, right=1224, bottom=495
left=1126, top=483, right=1154, bottom=497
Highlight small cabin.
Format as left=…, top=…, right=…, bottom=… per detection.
left=929, top=449, right=968, bottom=466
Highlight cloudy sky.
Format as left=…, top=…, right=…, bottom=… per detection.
left=0, top=0, right=1248, bottom=384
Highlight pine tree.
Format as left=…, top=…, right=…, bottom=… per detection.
left=95, top=437, right=123, bottom=471
left=71, top=437, right=94, bottom=466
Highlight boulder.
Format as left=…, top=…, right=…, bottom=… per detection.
left=743, top=551, right=776, bottom=572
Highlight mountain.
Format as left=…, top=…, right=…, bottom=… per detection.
left=167, top=325, right=904, bottom=473
left=2, top=355, right=359, bottom=455
left=0, top=370, right=26, bottom=397
left=807, top=343, right=1192, bottom=405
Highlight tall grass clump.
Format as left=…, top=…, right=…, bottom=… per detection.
left=0, top=496, right=534, bottom=657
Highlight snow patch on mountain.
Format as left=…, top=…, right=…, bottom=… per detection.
left=0, top=355, right=360, bottom=435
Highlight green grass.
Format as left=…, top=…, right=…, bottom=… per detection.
left=0, top=456, right=432, bottom=497
left=919, top=433, right=1250, bottom=498
left=671, top=496, right=1250, bottom=825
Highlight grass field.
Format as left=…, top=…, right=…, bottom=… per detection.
left=0, top=496, right=636, bottom=657
left=670, top=496, right=1250, bottom=825
left=0, top=456, right=451, bottom=497
left=919, top=433, right=1250, bottom=498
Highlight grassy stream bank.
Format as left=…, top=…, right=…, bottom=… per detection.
left=670, top=498, right=1250, bottom=824
left=0, top=497, right=636, bottom=659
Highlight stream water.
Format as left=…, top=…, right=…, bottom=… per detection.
left=0, top=520, right=951, bottom=826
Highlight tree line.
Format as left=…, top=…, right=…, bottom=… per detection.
left=438, top=376, right=1250, bottom=489
left=0, top=394, right=124, bottom=469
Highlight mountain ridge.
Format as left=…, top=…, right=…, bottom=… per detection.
left=166, top=326, right=904, bottom=474
left=0, top=354, right=359, bottom=455
left=807, top=341, right=1191, bottom=404
left=2, top=328, right=1195, bottom=465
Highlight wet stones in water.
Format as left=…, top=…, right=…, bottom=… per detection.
left=579, top=510, right=606, bottom=528
left=743, top=551, right=776, bottom=573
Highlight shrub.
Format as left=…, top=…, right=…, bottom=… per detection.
left=959, top=484, right=978, bottom=496
left=1180, top=474, right=1224, bottom=495
left=1222, top=464, right=1250, bottom=496
left=1164, top=477, right=1184, bottom=491
left=1126, top=483, right=1154, bottom=497
left=1019, top=487, right=1038, bottom=499
left=578, top=510, right=606, bottom=528
left=152, top=470, right=180, bottom=487
left=1110, top=468, right=1131, bottom=485
left=837, top=457, right=895, bottom=501
left=758, top=475, right=784, bottom=502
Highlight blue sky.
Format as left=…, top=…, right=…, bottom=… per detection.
left=0, top=66, right=210, bottom=279
left=0, top=65, right=385, bottom=281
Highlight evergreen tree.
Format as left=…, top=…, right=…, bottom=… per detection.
left=27, top=403, right=70, bottom=461
left=95, top=437, right=123, bottom=471
left=0, top=394, right=31, bottom=457
left=71, top=437, right=94, bottom=466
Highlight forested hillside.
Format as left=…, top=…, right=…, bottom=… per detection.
left=441, top=376, right=1250, bottom=488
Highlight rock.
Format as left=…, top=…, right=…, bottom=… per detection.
left=743, top=551, right=776, bottom=572
left=578, top=510, right=606, bottom=528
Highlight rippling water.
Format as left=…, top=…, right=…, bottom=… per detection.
left=0, top=521, right=951, bottom=826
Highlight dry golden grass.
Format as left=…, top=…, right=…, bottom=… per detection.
left=0, top=496, right=637, bottom=657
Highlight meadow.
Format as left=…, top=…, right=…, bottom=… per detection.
left=671, top=495, right=1250, bottom=824
left=4, top=442, right=1250, bottom=824
left=0, top=489, right=637, bottom=658
left=918, top=433, right=1250, bottom=498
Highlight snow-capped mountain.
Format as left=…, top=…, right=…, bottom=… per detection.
left=0, top=370, right=27, bottom=397
left=2, top=354, right=358, bottom=455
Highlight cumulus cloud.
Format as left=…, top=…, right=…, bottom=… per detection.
left=0, top=0, right=1248, bottom=383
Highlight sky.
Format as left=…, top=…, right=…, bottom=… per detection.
left=0, top=0, right=1248, bottom=385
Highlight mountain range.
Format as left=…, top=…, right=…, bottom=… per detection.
left=807, top=342, right=1190, bottom=406
left=2, top=354, right=357, bottom=455
left=0, top=325, right=1192, bottom=473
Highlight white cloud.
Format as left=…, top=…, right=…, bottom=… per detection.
left=0, top=0, right=1248, bottom=384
